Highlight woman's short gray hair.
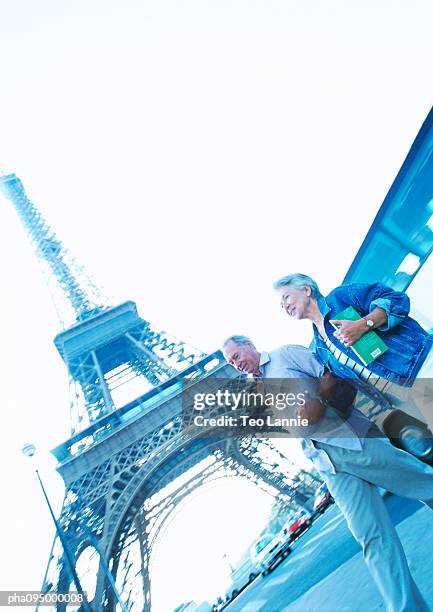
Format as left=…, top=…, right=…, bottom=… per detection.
left=272, top=273, right=321, bottom=299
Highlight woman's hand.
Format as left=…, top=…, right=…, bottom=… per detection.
left=330, top=318, right=367, bottom=347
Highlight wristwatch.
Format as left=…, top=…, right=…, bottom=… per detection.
left=363, top=317, right=375, bottom=328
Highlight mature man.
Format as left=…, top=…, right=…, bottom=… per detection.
left=272, top=273, right=433, bottom=432
left=223, top=335, right=433, bottom=612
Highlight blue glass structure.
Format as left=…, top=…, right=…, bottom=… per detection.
left=344, top=106, right=433, bottom=292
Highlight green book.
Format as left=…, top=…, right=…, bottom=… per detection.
left=330, top=306, right=389, bottom=366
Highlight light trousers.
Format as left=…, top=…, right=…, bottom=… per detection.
left=411, top=345, right=433, bottom=432
left=315, top=430, right=433, bottom=612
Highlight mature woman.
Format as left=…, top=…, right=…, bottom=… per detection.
left=271, top=274, right=433, bottom=612
left=272, top=273, right=433, bottom=431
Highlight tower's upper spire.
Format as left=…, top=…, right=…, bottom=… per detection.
left=0, top=173, right=107, bottom=326
left=1, top=173, right=206, bottom=434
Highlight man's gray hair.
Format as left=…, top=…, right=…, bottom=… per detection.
left=272, top=273, right=322, bottom=299
left=222, top=335, right=255, bottom=349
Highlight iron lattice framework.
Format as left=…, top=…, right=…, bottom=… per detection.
left=1, top=173, right=321, bottom=611
left=0, top=174, right=106, bottom=326
left=41, top=359, right=318, bottom=611
left=0, top=174, right=206, bottom=434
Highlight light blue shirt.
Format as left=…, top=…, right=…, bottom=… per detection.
left=259, top=345, right=373, bottom=473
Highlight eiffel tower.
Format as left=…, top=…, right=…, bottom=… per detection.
left=1, top=173, right=318, bottom=611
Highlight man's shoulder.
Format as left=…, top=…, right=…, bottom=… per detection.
left=270, top=344, right=315, bottom=362
left=267, top=344, right=323, bottom=378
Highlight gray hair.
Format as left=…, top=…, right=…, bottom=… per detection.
left=222, top=335, right=255, bottom=349
left=272, top=273, right=321, bottom=299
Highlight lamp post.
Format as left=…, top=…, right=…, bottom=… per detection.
left=21, top=443, right=91, bottom=612
left=79, top=523, right=128, bottom=612
left=222, top=552, right=234, bottom=575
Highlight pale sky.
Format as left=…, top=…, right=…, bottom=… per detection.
left=1, top=0, right=433, bottom=609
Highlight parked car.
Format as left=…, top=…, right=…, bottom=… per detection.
left=313, top=484, right=334, bottom=514
left=250, top=532, right=291, bottom=576
left=222, top=557, right=258, bottom=604
left=279, top=510, right=312, bottom=543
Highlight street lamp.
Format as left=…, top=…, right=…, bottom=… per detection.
left=21, top=443, right=91, bottom=612
left=222, top=552, right=234, bottom=574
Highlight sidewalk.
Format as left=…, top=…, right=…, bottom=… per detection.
left=283, top=505, right=433, bottom=611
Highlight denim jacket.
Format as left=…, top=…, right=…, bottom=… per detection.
left=312, top=283, right=433, bottom=388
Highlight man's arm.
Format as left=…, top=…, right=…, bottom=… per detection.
left=297, top=398, right=325, bottom=425
left=297, top=371, right=335, bottom=424
left=297, top=371, right=356, bottom=424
